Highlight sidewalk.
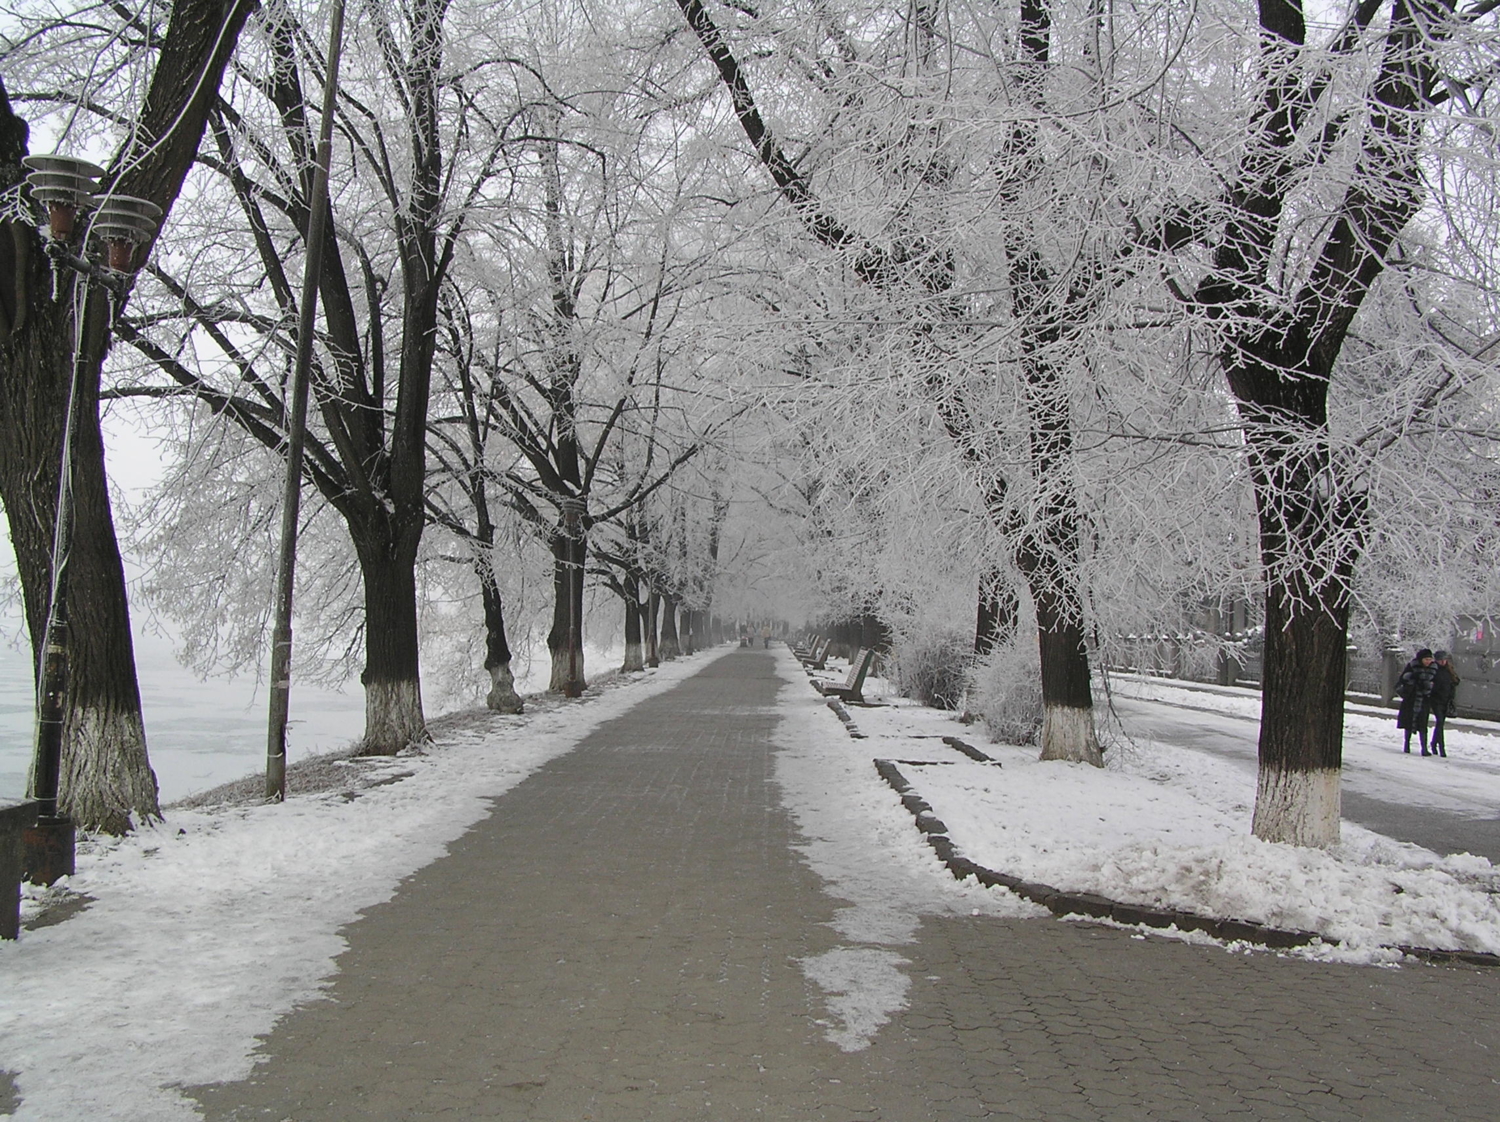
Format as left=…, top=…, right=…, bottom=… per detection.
left=193, top=650, right=1500, bottom=1121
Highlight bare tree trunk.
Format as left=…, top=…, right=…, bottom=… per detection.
left=621, top=571, right=645, bottom=673
left=644, top=589, right=660, bottom=667
left=353, top=532, right=427, bottom=753
left=547, top=510, right=587, bottom=696
left=658, top=593, right=681, bottom=660
left=478, top=555, right=522, bottom=713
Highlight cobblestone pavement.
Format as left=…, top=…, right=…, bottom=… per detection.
left=194, top=651, right=1500, bottom=1121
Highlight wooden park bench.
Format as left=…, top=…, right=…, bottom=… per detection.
left=813, top=647, right=875, bottom=705
left=798, top=637, right=831, bottom=670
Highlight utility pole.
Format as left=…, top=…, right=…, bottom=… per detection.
left=266, top=0, right=347, bottom=801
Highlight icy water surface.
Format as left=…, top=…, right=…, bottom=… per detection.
left=0, top=619, right=366, bottom=803
left=0, top=631, right=29, bottom=800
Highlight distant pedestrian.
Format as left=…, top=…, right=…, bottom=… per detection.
left=1429, top=651, right=1460, bottom=759
left=1396, top=647, right=1437, bottom=755
left=760, top=624, right=772, bottom=648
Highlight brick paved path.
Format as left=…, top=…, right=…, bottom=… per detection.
left=195, top=650, right=1500, bottom=1121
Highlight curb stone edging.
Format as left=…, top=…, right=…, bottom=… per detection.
left=873, top=758, right=1500, bottom=969
left=825, top=698, right=866, bottom=739
left=941, top=735, right=1001, bottom=765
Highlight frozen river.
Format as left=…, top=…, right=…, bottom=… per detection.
left=0, top=614, right=365, bottom=805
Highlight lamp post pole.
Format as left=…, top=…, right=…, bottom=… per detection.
left=24, top=275, right=95, bottom=884
left=20, top=157, right=161, bottom=883
left=266, top=0, right=346, bottom=801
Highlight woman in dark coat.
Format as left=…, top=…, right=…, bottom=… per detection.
left=1396, top=648, right=1437, bottom=755
left=1429, top=651, right=1459, bottom=759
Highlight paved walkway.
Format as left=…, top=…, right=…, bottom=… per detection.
left=195, top=651, right=1500, bottom=1120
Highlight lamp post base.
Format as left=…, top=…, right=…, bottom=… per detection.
left=23, top=816, right=75, bottom=886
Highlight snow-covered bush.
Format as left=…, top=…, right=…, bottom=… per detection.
left=891, top=627, right=972, bottom=710
left=971, top=638, right=1043, bottom=747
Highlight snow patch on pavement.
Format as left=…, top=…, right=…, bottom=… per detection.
left=801, top=947, right=912, bottom=1052
left=768, top=654, right=1036, bottom=1051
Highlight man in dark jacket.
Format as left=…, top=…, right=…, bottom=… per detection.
left=1429, top=651, right=1459, bottom=759
left=1396, top=648, right=1437, bottom=755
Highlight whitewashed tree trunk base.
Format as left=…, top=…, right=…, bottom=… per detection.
left=55, top=705, right=160, bottom=834
left=548, top=649, right=586, bottom=695
left=485, top=663, right=524, bottom=714
left=1038, top=704, right=1103, bottom=768
left=360, top=679, right=428, bottom=755
left=1252, top=767, right=1340, bottom=848
left=622, top=641, right=645, bottom=673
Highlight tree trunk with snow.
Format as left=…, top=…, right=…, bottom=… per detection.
left=353, top=531, right=427, bottom=753
left=1176, top=0, right=1444, bottom=844
left=975, top=568, right=1018, bottom=656
left=1252, top=577, right=1351, bottom=847
left=1, top=283, right=161, bottom=832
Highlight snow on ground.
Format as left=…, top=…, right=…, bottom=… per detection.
left=5, top=646, right=1500, bottom=1120
left=821, top=661, right=1500, bottom=963
left=0, top=652, right=728, bottom=1122
left=1108, top=674, right=1500, bottom=818
left=767, top=656, right=1039, bottom=1052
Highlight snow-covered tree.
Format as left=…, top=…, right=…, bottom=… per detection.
left=1141, top=0, right=1500, bottom=845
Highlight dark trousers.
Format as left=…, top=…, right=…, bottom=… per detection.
left=1404, top=704, right=1430, bottom=753
left=1431, top=708, right=1448, bottom=755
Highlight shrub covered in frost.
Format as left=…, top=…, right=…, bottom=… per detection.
left=891, top=627, right=972, bottom=710
left=971, top=638, right=1043, bottom=746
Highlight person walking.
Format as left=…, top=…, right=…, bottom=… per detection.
left=1396, top=648, right=1438, bottom=755
left=1429, top=651, right=1460, bottom=759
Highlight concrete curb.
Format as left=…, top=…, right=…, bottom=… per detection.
left=873, top=757, right=1500, bottom=969
left=940, top=735, right=1001, bottom=765
left=825, top=698, right=866, bottom=739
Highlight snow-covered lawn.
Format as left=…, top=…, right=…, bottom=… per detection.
left=836, top=663, right=1500, bottom=963
left=3, top=646, right=1499, bottom=1120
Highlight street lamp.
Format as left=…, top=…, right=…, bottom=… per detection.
left=92, top=195, right=163, bottom=274
left=20, top=157, right=160, bottom=885
left=20, top=155, right=103, bottom=241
